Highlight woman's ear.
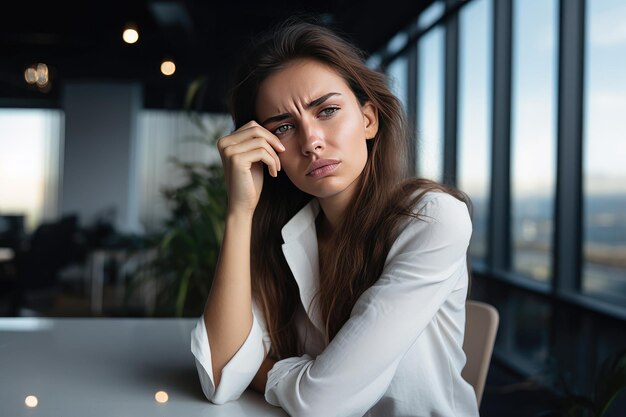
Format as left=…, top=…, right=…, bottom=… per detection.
left=362, top=101, right=379, bottom=140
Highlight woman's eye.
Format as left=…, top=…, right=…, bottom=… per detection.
left=319, top=107, right=339, bottom=117
left=273, top=124, right=293, bottom=135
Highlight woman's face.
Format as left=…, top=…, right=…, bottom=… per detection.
left=256, top=59, right=378, bottom=202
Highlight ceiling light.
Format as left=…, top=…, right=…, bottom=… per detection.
left=122, top=23, right=139, bottom=44
left=24, top=67, right=37, bottom=84
left=160, top=60, right=176, bottom=76
left=23, top=63, right=49, bottom=88
left=35, top=63, right=49, bottom=87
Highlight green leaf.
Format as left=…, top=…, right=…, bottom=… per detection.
left=594, top=349, right=626, bottom=417
left=184, top=77, right=207, bottom=113
left=175, top=266, right=194, bottom=317
left=160, top=229, right=178, bottom=251
left=563, top=394, right=596, bottom=415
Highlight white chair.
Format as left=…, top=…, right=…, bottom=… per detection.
left=462, top=300, right=500, bottom=407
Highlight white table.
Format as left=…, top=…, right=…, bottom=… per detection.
left=0, top=317, right=288, bottom=416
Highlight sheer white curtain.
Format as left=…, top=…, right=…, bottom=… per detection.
left=0, top=109, right=64, bottom=232
left=137, top=110, right=232, bottom=233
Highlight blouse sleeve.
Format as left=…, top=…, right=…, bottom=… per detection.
left=190, top=299, right=271, bottom=404
left=264, top=193, right=472, bottom=417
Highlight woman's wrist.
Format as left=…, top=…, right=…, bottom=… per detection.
left=226, top=207, right=255, bottom=225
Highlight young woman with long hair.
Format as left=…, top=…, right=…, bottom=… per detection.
left=190, top=18, right=479, bottom=417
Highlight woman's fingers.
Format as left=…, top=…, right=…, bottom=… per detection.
left=215, top=120, right=284, bottom=213
left=221, top=137, right=282, bottom=174
left=231, top=148, right=280, bottom=178
left=218, top=122, right=285, bottom=156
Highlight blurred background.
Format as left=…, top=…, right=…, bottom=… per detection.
left=0, top=0, right=625, bottom=415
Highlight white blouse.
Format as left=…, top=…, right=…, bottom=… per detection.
left=191, top=191, right=480, bottom=417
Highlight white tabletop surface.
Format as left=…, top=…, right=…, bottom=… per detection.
left=0, top=317, right=288, bottom=416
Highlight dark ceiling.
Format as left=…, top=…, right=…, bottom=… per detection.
left=1, top=0, right=433, bottom=113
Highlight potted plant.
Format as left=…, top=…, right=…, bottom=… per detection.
left=127, top=78, right=230, bottom=317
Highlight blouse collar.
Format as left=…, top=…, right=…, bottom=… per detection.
left=280, top=199, right=325, bottom=335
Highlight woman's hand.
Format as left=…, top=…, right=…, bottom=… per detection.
left=217, top=120, right=285, bottom=216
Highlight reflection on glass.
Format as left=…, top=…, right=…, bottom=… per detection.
left=416, top=26, right=444, bottom=182
left=0, top=318, right=54, bottom=331
left=512, top=294, right=551, bottom=363
left=155, top=390, right=169, bottom=403
left=25, top=395, right=38, bottom=407
left=511, top=0, right=557, bottom=282
left=386, top=54, right=409, bottom=110
left=458, top=0, right=491, bottom=262
left=582, top=0, right=626, bottom=304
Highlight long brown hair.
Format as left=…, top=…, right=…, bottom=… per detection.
left=228, top=18, right=471, bottom=359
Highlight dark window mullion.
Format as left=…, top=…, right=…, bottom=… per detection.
left=554, top=0, right=585, bottom=296
left=407, top=40, right=418, bottom=177
left=443, top=0, right=460, bottom=188
left=489, top=0, right=513, bottom=272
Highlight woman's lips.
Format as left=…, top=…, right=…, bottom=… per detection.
left=307, top=161, right=341, bottom=178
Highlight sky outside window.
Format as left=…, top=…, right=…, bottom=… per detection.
left=582, top=0, right=626, bottom=304
left=458, top=0, right=491, bottom=262
left=416, top=26, right=444, bottom=182
left=510, top=0, right=557, bottom=283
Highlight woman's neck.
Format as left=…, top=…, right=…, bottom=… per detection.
left=317, top=188, right=354, bottom=232
left=315, top=211, right=333, bottom=244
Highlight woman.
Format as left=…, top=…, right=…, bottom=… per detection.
left=191, top=18, right=479, bottom=417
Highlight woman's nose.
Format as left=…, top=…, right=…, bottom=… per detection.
left=300, top=121, right=325, bottom=156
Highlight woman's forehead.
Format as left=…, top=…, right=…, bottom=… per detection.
left=255, top=59, right=353, bottom=117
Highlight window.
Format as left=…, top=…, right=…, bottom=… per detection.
left=458, top=0, right=491, bottom=262
left=386, top=0, right=626, bottom=407
left=386, top=55, right=409, bottom=110
left=417, top=0, right=445, bottom=30
left=510, top=0, right=557, bottom=282
left=582, top=0, right=626, bottom=304
left=416, top=26, right=445, bottom=181
left=0, top=109, right=64, bottom=232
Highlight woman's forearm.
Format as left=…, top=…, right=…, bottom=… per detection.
left=204, top=211, right=255, bottom=389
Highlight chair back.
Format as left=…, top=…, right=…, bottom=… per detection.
left=462, top=300, right=499, bottom=407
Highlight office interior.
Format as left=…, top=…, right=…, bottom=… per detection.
left=0, top=0, right=624, bottom=416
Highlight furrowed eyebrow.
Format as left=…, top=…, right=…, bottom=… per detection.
left=261, top=113, right=291, bottom=126
left=306, top=92, right=341, bottom=108
left=260, top=92, right=342, bottom=126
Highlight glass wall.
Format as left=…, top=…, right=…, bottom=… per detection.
left=386, top=54, right=409, bottom=110
left=510, top=0, right=557, bottom=283
left=582, top=0, right=626, bottom=304
left=416, top=26, right=444, bottom=182
left=387, top=0, right=625, bottom=411
left=458, top=0, right=491, bottom=262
